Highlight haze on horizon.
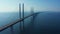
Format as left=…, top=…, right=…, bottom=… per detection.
left=0, top=0, right=60, bottom=12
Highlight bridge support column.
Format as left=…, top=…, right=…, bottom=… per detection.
left=22, top=3, right=24, bottom=34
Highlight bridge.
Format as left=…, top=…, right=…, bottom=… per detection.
left=0, top=3, right=40, bottom=34
left=0, top=3, right=59, bottom=34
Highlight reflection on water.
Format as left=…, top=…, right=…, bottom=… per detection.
left=0, top=11, right=60, bottom=34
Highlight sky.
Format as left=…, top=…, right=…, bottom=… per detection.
left=0, top=0, right=60, bottom=12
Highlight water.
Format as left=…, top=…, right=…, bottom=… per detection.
left=0, top=12, right=31, bottom=27
left=0, top=11, right=60, bottom=34
left=0, top=12, right=32, bottom=34
left=33, top=11, right=60, bottom=34
left=0, top=12, right=19, bottom=27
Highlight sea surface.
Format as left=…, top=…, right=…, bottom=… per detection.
left=0, top=11, right=60, bottom=34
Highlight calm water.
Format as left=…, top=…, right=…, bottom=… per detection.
left=0, top=12, right=32, bottom=34
left=0, top=11, right=60, bottom=34
left=0, top=12, right=31, bottom=27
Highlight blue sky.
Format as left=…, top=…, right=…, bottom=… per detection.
left=0, top=0, right=60, bottom=12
